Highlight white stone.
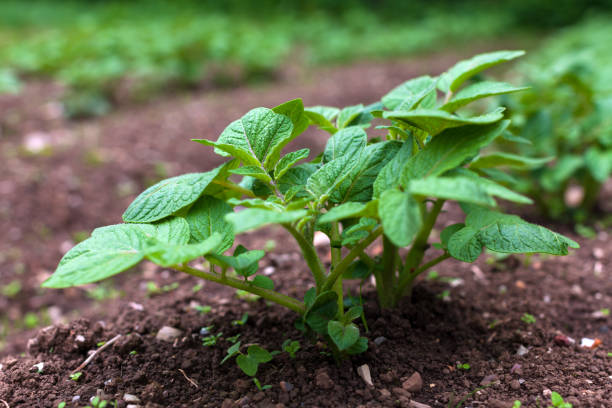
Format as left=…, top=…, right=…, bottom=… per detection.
left=155, top=326, right=182, bottom=342
left=356, top=364, right=373, bottom=387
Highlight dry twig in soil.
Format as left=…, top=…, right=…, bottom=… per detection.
left=72, top=334, right=122, bottom=373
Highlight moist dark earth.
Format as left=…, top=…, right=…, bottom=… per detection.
left=1, top=48, right=611, bottom=407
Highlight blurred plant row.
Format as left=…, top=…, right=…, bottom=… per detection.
left=1, top=0, right=610, bottom=116
left=503, top=19, right=612, bottom=224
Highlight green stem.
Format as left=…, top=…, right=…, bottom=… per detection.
left=359, top=250, right=385, bottom=302
left=380, top=235, right=397, bottom=308
left=322, top=226, right=383, bottom=292
left=331, top=222, right=343, bottom=317
left=176, top=265, right=305, bottom=314
left=396, top=199, right=445, bottom=299
left=284, top=224, right=327, bottom=288
left=396, top=252, right=451, bottom=299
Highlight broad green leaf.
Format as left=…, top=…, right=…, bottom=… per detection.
left=441, top=81, right=528, bottom=112
left=274, top=148, right=310, bottom=180
left=304, top=106, right=339, bottom=134
left=226, top=208, right=308, bottom=234
left=346, top=337, right=368, bottom=355
left=273, top=98, right=310, bottom=139
left=278, top=163, right=318, bottom=199
left=341, top=217, right=377, bottom=246
left=473, top=168, right=519, bottom=185
left=194, top=108, right=293, bottom=170
left=252, top=275, right=274, bottom=290
left=322, top=127, right=367, bottom=163
left=185, top=196, right=234, bottom=252
left=373, top=141, right=413, bottom=198
left=379, top=189, right=422, bottom=247
left=226, top=197, right=284, bottom=211
left=148, top=216, right=190, bottom=245
left=337, top=104, right=364, bottom=129
left=343, top=306, right=363, bottom=323
left=145, top=233, right=223, bottom=267
left=438, top=50, right=525, bottom=93
left=318, top=201, right=378, bottom=224
left=247, top=345, right=273, bottom=363
left=327, top=320, right=359, bottom=351
left=384, top=108, right=505, bottom=136
left=342, top=260, right=372, bottom=280
left=331, top=141, right=402, bottom=203
left=305, top=291, right=338, bottom=334
left=381, top=75, right=437, bottom=110
left=400, top=120, right=509, bottom=183
left=236, top=354, right=258, bottom=376
left=306, top=154, right=358, bottom=202
left=229, top=166, right=272, bottom=183
left=408, top=177, right=496, bottom=207
left=123, top=163, right=229, bottom=223
left=449, top=169, right=533, bottom=204
left=220, top=341, right=241, bottom=365
left=208, top=246, right=265, bottom=277
left=43, top=224, right=151, bottom=288
left=448, top=208, right=579, bottom=262
left=440, top=223, right=465, bottom=248
left=585, top=147, right=612, bottom=182
left=469, top=152, right=552, bottom=169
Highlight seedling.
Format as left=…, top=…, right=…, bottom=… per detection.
left=86, top=397, right=116, bottom=408
left=43, top=51, right=578, bottom=359
left=221, top=341, right=273, bottom=388
left=521, top=313, right=536, bottom=325
left=282, top=339, right=300, bottom=358
left=232, top=313, right=249, bottom=326
left=456, top=362, right=470, bottom=370
left=193, top=304, right=212, bottom=315
left=202, top=331, right=223, bottom=347
left=69, top=371, right=83, bottom=381
left=253, top=377, right=272, bottom=391
left=548, top=391, right=573, bottom=408
left=513, top=401, right=522, bottom=408
left=57, top=403, right=67, bottom=408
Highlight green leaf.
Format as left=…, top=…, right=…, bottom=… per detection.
left=305, top=291, right=338, bottom=334
left=381, top=75, right=437, bottom=110
left=440, top=223, right=465, bottom=248
left=227, top=197, right=284, bottom=211
left=186, top=196, right=234, bottom=252
left=306, top=154, right=358, bottom=202
left=400, top=120, right=509, bottom=182
left=221, top=341, right=242, bottom=365
left=150, top=216, right=190, bottom=245
left=346, top=336, right=368, bottom=355
left=304, top=106, right=339, bottom=134
left=277, top=163, right=318, bottom=198
left=328, top=320, right=359, bottom=351
left=438, top=50, right=525, bottom=93
left=274, top=148, right=310, bottom=180
left=341, top=218, right=377, bottom=246
left=384, top=108, right=505, bottom=136
left=373, top=141, right=413, bottom=198
left=247, top=345, right=273, bottom=363
left=318, top=201, right=377, bottom=224
left=230, top=166, right=272, bottom=183
left=236, top=354, right=258, bottom=377
left=342, top=260, right=372, bottom=280
left=585, top=147, right=612, bottom=182
left=448, top=208, right=579, bottom=262
left=337, top=104, right=364, bottom=129
left=123, top=163, right=229, bottom=223
left=379, top=189, right=422, bottom=247
left=252, top=275, right=274, bottom=290
left=323, top=127, right=367, bottom=163
left=209, top=246, right=265, bottom=277
left=194, top=107, right=293, bottom=170
left=550, top=392, right=563, bottom=406
left=43, top=224, right=151, bottom=288
left=273, top=98, right=310, bottom=139
left=408, top=177, right=496, bottom=207
left=469, top=153, right=552, bottom=169
left=344, top=306, right=363, bottom=323
left=441, top=81, right=528, bottom=112
left=226, top=208, right=308, bottom=234
left=331, top=141, right=402, bottom=203
left=449, top=168, right=533, bottom=204
left=145, top=233, right=223, bottom=267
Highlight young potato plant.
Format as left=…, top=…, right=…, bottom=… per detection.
left=43, top=50, right=578, bottom=358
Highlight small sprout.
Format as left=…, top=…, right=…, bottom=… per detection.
left=282, top=339, right=300, bottom=358
left=488, top=319, right=500, bottom=329
left=426, top=270, right=439, bottom=280
left=521, top=313, right=536, bottom=324
left=457, top=362, right=470, bottom=370
left=129, top=350, right=138, bottom=356
left=606, top=352, right=612, bottom=357
left=193, top=305, right=212, bottom=315
left=437, top=289, right=450, bottom=300
left=58, top=403, right=67, bottom=408
left=202, top=332, right=223, bottom=347
left=70, top=371, right=83, bottom=381
left=549, top=391, right=573, bottom=408
left=1, top=280, right=22, bottom=297
left=192, top=283, right=204, bottom=293
left=97, top=341, right=106, bottom=347
left=232, top=313, right=249, bottom=326
left=512, top=401, right=521, bottom=408
left=226, top=334, right=241, bottom=344
left=600, top=308, right=610, bottom=317
left=263, top=240, right=276, bottom=251
left=253, top=377, right=272, bottom=391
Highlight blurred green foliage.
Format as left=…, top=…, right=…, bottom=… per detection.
left=2, top=0, right=610, bottom=116
left=504, top=19, right=612, bottom=222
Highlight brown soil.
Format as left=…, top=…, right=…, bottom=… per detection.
left=1, top=46, right=611, bottom=407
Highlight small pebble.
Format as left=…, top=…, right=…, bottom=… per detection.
left=31, top=362, right=44, bottom=373
left=409, top=401, right=432, bottom=408
left=593, top=247, right=604, bottom=259
left=543, top=388, right=552, bottom=397
left=480, top=374, right=497, bottom=386
left=75, top=334, right=86, bottom=343
left=263, top=266, right=276, bottom=275
left=402, top=372, right=423, bottom=392
left=515, top=280, right=526, bottom=289
left=554, top=334, right=575, bottom=347
left=72, top=396, right=80, bottom=402
left=123, top=394, right=141, bottom=403
left=374, top=336, right=387, bottom=346
left=279, top=381, right=294, bottom=392
left=516, top=345, right=529, bottom=356
left=156, top=326, right=182, bottom=342
left=510, top=380, right=520, bottom=390
left=129, top=302, right=144, bottom=311
left=199, top=327, right=211, bottom=336
left=356, top=364, right=373, bottom=387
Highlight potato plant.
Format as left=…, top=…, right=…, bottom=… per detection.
left=44, top=51, right=578, bottom=357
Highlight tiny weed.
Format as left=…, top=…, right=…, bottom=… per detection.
left=513, top=401, right=522, bottom=408
left=57, top=403, right=67, bottom=408
left=69, top=371, right=83, bottom=381
left=202, top=331, right=223, bottom=347
left=548, top=391, right=573, bottom=408
left=282, top=339, right=300, bottom=358
left=599, top=308, right=610, bottom=317
left=193, top=305, right=212, bottom=315
left=521, top=313, right=536, bottom=324
left=457, top=362, right=470, bottom=370
left=232, top=313, right=249, bottom=326
left=253, top=377, right=272, bottom=391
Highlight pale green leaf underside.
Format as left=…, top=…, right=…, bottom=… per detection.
left=230, top=166, right=272, bottom=182
left=441, top=81, right=529, bottom=112
left=274, top=148, right=310, bottom=180
left=469, top=152, right=552, bottom=169
left=323, top=127, right=367, bottom=163
left=327, top=321, right=359, bottom=351
left=123, top=163, right=227, bottom=223
left=304, top=106, right=338, bottom=134
left=438, top=50, right=525, bottom=93
left=306, top=154, right=359, bottom=201
left=373, top=141, right=412, bottom=198
left=380, top=189, right=422, bottom=247
left=226, top=208, right=308, bottom=234
left=145, top=234, right=222, bottom=267
left=337, top=104, right=364, bottom=129
left=409, top=177, right=496, bottom=207
left=318, top=201, right=378, bottom=224
left=384, top=107, right=505, bottom=136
